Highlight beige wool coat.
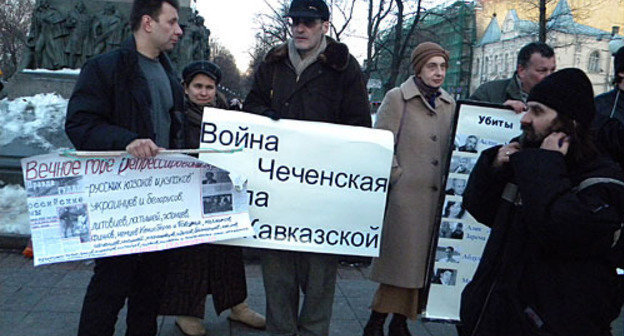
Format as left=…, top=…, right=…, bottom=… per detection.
left=370, top=76, right=456, bottom=289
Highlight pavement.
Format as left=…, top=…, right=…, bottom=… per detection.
left=0, top=248, right=623, bottom=336
left=0, top=249, right=459, bottom=336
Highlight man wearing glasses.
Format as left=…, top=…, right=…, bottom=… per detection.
left=244, top=0, right=370, bottom=335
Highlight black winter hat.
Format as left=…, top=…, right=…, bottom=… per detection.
left=527, top=68, right=595, bottom=128
left=285, top=0, right=329, bottom=21
left=182, top=61, right=222, bottom=85
left=615, top=46, right=624, bottom=75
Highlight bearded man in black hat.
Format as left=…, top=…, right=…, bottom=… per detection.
left=458, top=68, right=624, bottom=336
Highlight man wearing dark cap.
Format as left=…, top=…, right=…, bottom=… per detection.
left=244, top=0, right=370, bottom=335
left=470, top=42, right=556, bottom=113
left=596, top=47, right=624, bottom=123
left=595, top=47, right=624, bottom=169
left=458, top=68, right=624, bottom=336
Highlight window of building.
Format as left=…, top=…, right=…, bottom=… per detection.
left=503, top=54, right=508, bottom=73
left=588, top=51, right=600, bottom=73
left=475, top=58, right=480, bottom=75
left=493, top=55, right=498, bottom=75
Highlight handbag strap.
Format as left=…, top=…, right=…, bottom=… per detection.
left=395, top=98, right=409, bottom=148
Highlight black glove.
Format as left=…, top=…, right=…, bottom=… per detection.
left=264, top=109, right=280, bottom=121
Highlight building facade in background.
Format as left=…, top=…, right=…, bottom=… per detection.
left=368, top=0, right=477, bottom=106
left=472, top=0, right=623, bottom=95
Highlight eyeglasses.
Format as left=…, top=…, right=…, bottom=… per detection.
left=288, top=17, right=321, bottom=28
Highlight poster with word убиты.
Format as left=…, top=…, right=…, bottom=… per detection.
left=424, top=101, right=522, bottom=321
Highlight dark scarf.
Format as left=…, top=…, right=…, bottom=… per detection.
left=414, top=76, right=441, bottom=108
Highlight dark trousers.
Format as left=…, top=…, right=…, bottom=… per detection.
left=77, top=251, right=168, bottom=336
left=261, top=250, right=338, bottom=336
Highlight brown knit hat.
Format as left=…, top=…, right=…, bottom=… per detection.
left=410, top=42, right=450, bottom=75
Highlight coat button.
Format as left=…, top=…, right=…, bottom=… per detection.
left=431, top=185, right=439, bottom=191
left=428, top=111, right=435, bottom=116
left=431, top=159, right=439, bottom=166
left=431, top=135, right=438, bottom=141
left=284, top=102, right=289, bottom=106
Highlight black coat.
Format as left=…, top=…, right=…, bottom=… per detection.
left=160, top=94, right=247, bottom=317
left=459, top=147, right=624, bottom=336
left=595, top=88, right=624, bottom=125
left=244, top=37, right=371, bottom=127
left=66, top=36, right=185, bottom=150
left=595, top=89, right=624, bottom=169
left=159, top=244, right=247, bottom=317
left=184, top=93, right=229, bottom=150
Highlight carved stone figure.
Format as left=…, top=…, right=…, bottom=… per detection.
left=65, top=1, right=94, bottom=68
left=32, top=0, right=70, bottom=69
left=192, top=16, right=210, bottom=61
left=93, top=4, right=125, bottom=55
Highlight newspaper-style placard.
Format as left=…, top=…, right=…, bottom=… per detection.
left=423, top=101, right=523, bottom=322
left=198, top=109, right=394, bottom=257
left=21, top=153, right=253, bottom=266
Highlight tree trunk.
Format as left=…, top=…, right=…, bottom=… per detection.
left=539, top=0, right=547, bottom=42
left=384, top=0, right=404, bottom=93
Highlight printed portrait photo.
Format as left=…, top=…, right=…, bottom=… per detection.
left=449, top=156, right=476, bottom=175
left=443, top=200, right=466, bottom=219
left=431, top=268, right=457, bottom=286
left=445, top=178, right=467, bottom=196
left=435, top=245, right=461, bottom=264
left=439, top=221, right=464, bottom=240
left=456, top=134, right=479, bottom=153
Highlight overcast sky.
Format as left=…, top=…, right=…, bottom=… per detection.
left=195, top=0, right=450, bottom=72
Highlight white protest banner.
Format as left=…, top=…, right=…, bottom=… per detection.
left=423, top=101, right=523, bottom=321
left=198, top=109, right=394, bottom=257
left=21, top=153, right=253, bottom=266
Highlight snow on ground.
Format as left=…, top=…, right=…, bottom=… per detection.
left=0, top=93, right=70, bottom=235
left=0, top=183, right=30, bottom=235
left=22, top=68, right=81, bottom=76
left=0, top=93, right=70, bottom=150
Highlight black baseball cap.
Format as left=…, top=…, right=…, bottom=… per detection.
left=285, top=0, right=329, bottom=21
left=182, top=61, right=222, bottom=84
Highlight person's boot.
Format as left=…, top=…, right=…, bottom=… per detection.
left=363, top=310, right=387, bottom=336
left=388, top=314, right=411, bottom=336
left=229, top=302, right=266, bottom=329
left=175, top=316, right=206, bottom=336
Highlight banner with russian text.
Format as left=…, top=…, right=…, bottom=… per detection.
left=21, top=153, right=253, bottom=266
left=423, top=101, right=523, bottom=322
left=199, top=109, right=394, bottom=257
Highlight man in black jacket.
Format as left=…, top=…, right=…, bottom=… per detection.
left=65, top=1, right=183, bottom=335
left=596, top=46, right=624, bottom=169
left=244, top=0, right=370, bottom=335
left=459, top=68, right=624, bottom=336
left=596, top=46, right=624, bottom=125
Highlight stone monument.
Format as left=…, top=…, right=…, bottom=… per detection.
left=5, top=0, right=209, bottom=99
left=0, top=0, right=210, bottom=215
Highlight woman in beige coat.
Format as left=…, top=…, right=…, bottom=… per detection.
left=363, top=42, right=456, bottom=336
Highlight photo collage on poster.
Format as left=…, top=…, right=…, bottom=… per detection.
left=200, top=168, right=235, bottom=216
left=424, top=102, right=523, bottom=321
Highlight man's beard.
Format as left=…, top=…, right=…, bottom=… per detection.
left=519, top=124, right=549, bottom=148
